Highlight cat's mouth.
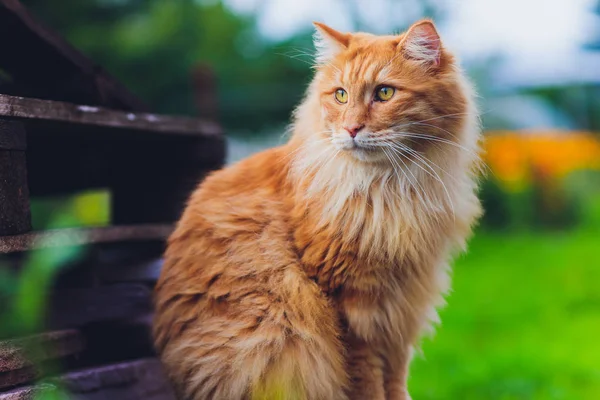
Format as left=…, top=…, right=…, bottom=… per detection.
left=330, top=133, right=389, bottom=162
left=341, top=141, right=387, bottom=163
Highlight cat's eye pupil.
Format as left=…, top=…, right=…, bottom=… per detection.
left=376, top=86, right=395, bottom=101
left=335, top=89, right=348, bottom=104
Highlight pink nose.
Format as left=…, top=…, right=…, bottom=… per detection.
left=344, top=124, right=364, bottom=138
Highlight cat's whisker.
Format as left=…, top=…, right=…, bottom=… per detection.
left=384, top=146, right=432, bottom=211
left=390, top=113, right=470, bottom=132
left=410, top=112, right=470, bottom=125
left=400, top=132, right=480, bottom=159
left=388, top=143, right=456, bottom=220
left=277, top=47, right=319, bottom=67
left=384, top=131, right=479, bottom=159
left=409, top=122, right=459, bottom=139
left=376, top=137, right=454, bottom=215
left=380, top=134, right=465, bottom=170
left=381, top=147, right=407, bottom=196
left=408, top=122, right=490, bottom=173
left=406, top=122, right=465, bottom=150
left=277, top=52, right=316, bottom=67
left=389, top=141, right=461, bottom=185
left=307, top=141, right=340, bottom=178
left=312, top=61, right=343, bottom=74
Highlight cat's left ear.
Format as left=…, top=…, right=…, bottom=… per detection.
left=313, top=22, right=350, bottom=64
left=399, top=20, right=442, bottom=68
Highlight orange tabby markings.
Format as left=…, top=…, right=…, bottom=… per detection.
left=154, top=19, right=481, bottom=400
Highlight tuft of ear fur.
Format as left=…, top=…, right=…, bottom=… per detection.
left=313, top=22, right=350, bottom=64
left=400, top=20, right=442, bottom=67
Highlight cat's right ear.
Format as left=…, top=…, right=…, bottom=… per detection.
left=313, top=22, right=350, bottom=64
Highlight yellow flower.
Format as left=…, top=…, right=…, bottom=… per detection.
left=483, top=131, right=600, bottom=188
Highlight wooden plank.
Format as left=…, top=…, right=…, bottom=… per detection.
left=0, top=330, right=85, bottom=373
left=2, top=359, right=175, bottom=400
left=0, top=330, right=84, bottom=389
left=0, top=120, right=31, bottom=236
left=0, top=0, right=146, bottom=111
left=55, top=359, right=176, bottom=400
left=0, top=119, right=26, bottom=150
left=48, top=284, right=152, bottom=329
left=0, top=384, right=56, bottom=400
left=0, top=224, right=172, bottom=254
left=0, top=150, right=31, bottom=235
left=0, top=94, right=221, bottom=137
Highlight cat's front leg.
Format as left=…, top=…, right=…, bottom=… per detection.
left=382, top=346, right=413, bottom=400
left=344, top=335, right=386, bottom=400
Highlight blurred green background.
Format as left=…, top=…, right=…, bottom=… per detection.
left=3, top=0, right=600, bottom=398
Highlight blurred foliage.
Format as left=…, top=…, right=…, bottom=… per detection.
left=0, top=207, right=88, bottom=400
left=13, top=0, right=600, bottom=134
left=0, top=210, right=86, bottom=339
left=21, top=0, right=314, bottom=131
left=31, top=190, right=111, bottom=230
left=19, top=0, right=446, bottom=133
left=481, top=131, right=600, bottom=230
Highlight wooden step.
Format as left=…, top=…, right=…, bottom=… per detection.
left=0, top=330, right=84, bottom=390
left=0, top=94, right=221, bottom=137
left=0, top=359, right=175, bottom=400
left=0, top=383, right=56, bottom=400
left=56, top=358, right=176, bottom=400
left=0, top=224, right=172, bottom=254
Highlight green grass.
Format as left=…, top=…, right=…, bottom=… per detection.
left=410, top=229, right=600, bottom=400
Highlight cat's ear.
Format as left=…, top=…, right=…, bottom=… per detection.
left=399, top=20, right=442, bottom=68
left=313, top=22, right=350, bottom=64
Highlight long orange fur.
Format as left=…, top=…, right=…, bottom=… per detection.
left=153, top=20, right=482, bottom=400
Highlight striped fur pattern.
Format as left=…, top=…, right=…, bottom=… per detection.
left=154, top=19, right=482, bottom=400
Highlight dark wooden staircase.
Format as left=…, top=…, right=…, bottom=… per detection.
left=0, top=1, right=225, bottom=398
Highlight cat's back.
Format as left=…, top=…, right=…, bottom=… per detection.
left=155, top=144, right=298, bottom=320
left=154, top=143, right=298, bottom=352
left=189, top=144, right=291, bottom=208
left=161, top=144, right=294, bottom=271
left=153, top=145, right=346, bottom=399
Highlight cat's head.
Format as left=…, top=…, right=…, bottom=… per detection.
left=307, top=20, right=472, bottom=164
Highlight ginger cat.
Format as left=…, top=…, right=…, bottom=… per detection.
left=154, top=20, right=482, bottom=400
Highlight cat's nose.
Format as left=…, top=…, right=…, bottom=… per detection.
left=344, top=124, right=365, bottom=138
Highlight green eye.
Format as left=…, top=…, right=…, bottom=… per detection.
left=335, top=89, right=348, bottom=104
left=376, top=86, right=395, bottom=102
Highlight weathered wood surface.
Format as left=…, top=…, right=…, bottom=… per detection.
left=59, top=358, right=175, bottom=400
left=0, top=120, right=30, bottom=236
left=0, top=330, right=85, bottom=372
left=0, top=94, right=222, bottom=137
left=24, top=122, right=223, bottom=222
left=0, top=0, right=146, bottom=111
left=57, top=359, right=176, bottom=400
left=0, top=120, right=26, bottom=150
left=0, top=359, right=175, bottom=400
left=0, top=384, right=56, bottom=400
left=48, top=284, right=152, bottom=329
left=0, top=330, right=84, bottom=389
left=0, top=224, right=172, bottom=254
left=1, top=94, right=225, bottom=222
